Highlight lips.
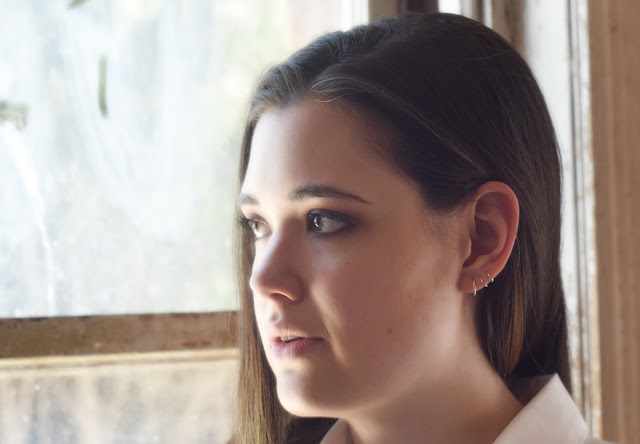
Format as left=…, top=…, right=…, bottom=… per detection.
left=271, top=336, right=324, bottom=359
left=268, top=323, right=324, bottom=359
left=279, top=335, right=301, bottom=343
left=269, top=324, right=317, bottom=344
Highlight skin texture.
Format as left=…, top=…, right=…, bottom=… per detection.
left=239, top=98, right=523, bottom=444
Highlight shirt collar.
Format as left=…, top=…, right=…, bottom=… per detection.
left=494, top=374, right=588, bottom=444
left=319, top=419, right=350, bottom=444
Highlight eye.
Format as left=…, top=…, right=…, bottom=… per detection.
left=307, top=211, right=353, bottom=235
left=239, top=216, right=270, bottom=241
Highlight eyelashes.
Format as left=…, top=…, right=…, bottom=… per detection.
left=238, top=215, right=270, bottom=241
left=238, top=210, right=354, bottom=242
left=307, top=210, right=354, bottom=235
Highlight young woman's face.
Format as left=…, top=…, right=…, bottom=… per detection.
left=239, top=99, right=467, bottom=418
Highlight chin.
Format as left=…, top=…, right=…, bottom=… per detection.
left=276, top=378, right=340, bottom=418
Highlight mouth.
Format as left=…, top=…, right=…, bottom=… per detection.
left=268, top=323, right=323, bottom=356
left=279, top=335, right=302, bottom=343
left=271, top=335, right=324, bottom=358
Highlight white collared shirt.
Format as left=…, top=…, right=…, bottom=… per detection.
left=320, top=374, right=612, bottom=443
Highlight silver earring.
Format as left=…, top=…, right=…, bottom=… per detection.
left=472, top=278, right=477, bottom=296
left=487, top=272, right=495, bottom=283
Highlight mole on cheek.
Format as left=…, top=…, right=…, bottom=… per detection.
left=387, top=328, right=393, bottom=335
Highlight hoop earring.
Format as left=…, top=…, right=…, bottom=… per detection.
left=472, top=278, right=477, bottom=297
left=487, top=272, right=495, bottom=283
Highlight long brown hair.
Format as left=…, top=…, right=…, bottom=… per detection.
left=232, top=12, right=569, bottom=444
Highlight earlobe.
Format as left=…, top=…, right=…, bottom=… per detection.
left=458, top=181, right=519, bottom=295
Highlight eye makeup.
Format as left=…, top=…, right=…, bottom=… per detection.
left=238, top=208, right=355, bottom=242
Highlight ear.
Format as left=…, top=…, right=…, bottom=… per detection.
left=457, top=181, right=519, bottom=295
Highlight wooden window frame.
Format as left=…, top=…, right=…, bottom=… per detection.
left=588, top=0, right=640, bottom=441
left=0, top=312, right=237, bottom=359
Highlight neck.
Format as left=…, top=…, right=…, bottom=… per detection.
left=344, top=364, right=522, bottom=444
left=341, top=299, right=524, bottom=444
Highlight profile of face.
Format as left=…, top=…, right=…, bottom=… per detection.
left=239, top=98, right=474, bottom=418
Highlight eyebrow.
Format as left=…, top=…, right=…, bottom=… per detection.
left=238, top=185, right=371, bottom=207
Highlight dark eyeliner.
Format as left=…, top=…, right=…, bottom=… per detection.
left=307, top=210, right=355, bottom=236
left=237, top=215, right=249, bottom=228
left=237, top=215, right=268, bottom=241
left=237, top=216, right=255, bottom=238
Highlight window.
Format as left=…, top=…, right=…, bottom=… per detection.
left=0, top=0, right=367, bottom=318
left=0, top=1, right=367, bottom=442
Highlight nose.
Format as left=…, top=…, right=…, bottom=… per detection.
left=249, top=229, right=305, bottom=303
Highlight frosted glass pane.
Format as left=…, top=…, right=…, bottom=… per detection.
left=0, top=1, right=365, bottom=317
left=0, top=353, right=237, bottom=444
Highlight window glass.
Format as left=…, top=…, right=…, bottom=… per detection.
left=0, top=0, right=367, bottom=317
left=438, top=0, right=462, bottom=14
left=0, top=352, right=237, bottom=444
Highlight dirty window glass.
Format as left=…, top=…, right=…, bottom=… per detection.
left=0, top=0, right=367, bottom=317
left=0, top=351, right=237, bottom=444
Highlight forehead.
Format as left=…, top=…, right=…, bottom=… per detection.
left=241, top=99, right=389, bottom=196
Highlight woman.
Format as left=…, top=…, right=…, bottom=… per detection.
left=233, top=12, right=608, bottom=444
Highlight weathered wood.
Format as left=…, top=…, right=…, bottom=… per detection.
left=0, top=312, right=237, bottom=358
left=589, top=0, right=640, bottom=442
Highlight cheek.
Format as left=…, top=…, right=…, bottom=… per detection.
left=312, top=245, right=386, bottom=310
left=314, top=246, right=424, bottom=341
left=317, top=234, right=453, bottom=347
